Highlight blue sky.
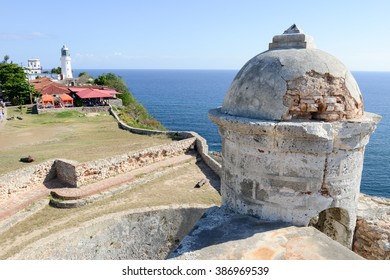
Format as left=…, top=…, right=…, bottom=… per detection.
left=1, top=0, right=389, bottom=70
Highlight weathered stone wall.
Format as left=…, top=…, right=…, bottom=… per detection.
left=0, top=138, right=196, bottom=198
left=209, top=108, right=380, bottom=248
left=354, top=194, right=390, bottom=260
left=9, top=206, right=207, bottom=260
left=37, top=106, right=110, bottom=114
left=0, top=160, right=56, bottom=197
left=109, top=106, right=222, bottom=177
left=74, top=138, right=196, bottom=187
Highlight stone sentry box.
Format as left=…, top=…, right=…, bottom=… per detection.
left=209, top=25, right=381, bottom=248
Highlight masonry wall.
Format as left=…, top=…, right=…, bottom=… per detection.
left=37, top=106, right=110, bottom=114
left=0, top=160, right=56, bottom=197
left=109, top=106, right=222, bottom=177
left=74, top=138, right=196, bottom=187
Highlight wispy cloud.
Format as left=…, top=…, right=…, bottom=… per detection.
left=0, top=31, right=50, bottom=41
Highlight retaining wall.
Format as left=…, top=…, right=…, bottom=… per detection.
left=0, top=160, right=56, bottom=197
left=109, top=106, right=222, bottom=177
left=37, top=106, right=110, bottom=114
left=0, top=138, right=195, bottom=197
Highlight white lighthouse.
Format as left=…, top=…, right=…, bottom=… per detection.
left=60, top=45, right=73, bottom=79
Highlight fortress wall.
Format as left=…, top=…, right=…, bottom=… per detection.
left=73, top=137, right=196, bottom=187
left=0, top=160, right=56, bottom=197
left=109, top=106, right=222, bottom=177
left=0, top=137, right=196, bottom=199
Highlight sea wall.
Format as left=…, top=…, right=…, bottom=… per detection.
left=354, top=194, right=390, bottom=260
left=109, top=106, right=222, bottom=177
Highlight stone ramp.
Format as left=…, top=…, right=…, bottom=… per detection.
left=0, top=153, right=195, bottom=221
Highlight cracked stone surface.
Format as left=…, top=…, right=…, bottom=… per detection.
left=222, top=48, right=362, bottom=121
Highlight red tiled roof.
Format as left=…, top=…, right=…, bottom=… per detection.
left=69, top=86, right=120, bottom=95
left=74, top=88, right=112, bottom=99
left=40, top=84, right=71, bottom=95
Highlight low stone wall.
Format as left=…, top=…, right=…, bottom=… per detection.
left=74, top=138, right=196, bottom=187
left=37, top=106, right=110, bottom=114
left=0, top=138, right=195, bottom=198
left=354, top=194, right=390, bottom=260
left=109, top=106, right=222, bottom=177
left=0, top=160, right=56, bottom=197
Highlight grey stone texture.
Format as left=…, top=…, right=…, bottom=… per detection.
left=170, top=206, right=362, bottom=260
left=10, top=206, right=207, bottom=260
left=210, top=108, right=380, bottom=248
left=209, top=25, right=381, bottom=249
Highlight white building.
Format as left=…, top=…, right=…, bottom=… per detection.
left=27, top=59, right=42, bottom=74
left=60, top=45, right=73, bottom=79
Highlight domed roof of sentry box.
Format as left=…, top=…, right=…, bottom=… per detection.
left=221, top=24, right=364, bottom=121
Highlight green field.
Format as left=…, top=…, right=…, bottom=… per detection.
left=0, top=107, right=172, bottom=175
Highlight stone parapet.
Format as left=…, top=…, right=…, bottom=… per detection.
left=109, top=106, right=222, bottom=177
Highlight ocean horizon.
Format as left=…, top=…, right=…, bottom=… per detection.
left=74, top=69, right=390, bottom=199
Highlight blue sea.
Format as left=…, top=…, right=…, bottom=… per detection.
left=74, top=69, right=390, bottom=198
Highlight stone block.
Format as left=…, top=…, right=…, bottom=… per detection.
left=276, top=137, right=333, bottom=153
left=326, top=177, right=361, bottom=200
left=325, top=150, right=364, bottom=179
left=275, top=122, right=333, bottom=140
left=254, top=151, right=281, bottom=176
left=269, top=177, right=308, bottom=193
left=281, top=152, right=326, bottom=178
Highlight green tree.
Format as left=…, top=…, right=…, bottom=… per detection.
left=0, top=59, right=37, bottom=105
left=78, top=72, right=93, bottom=84
left=94, top=73, right=135, bottom=106
left=94, top=73, right=164, bottom=130
left=51, top=67, right=61, bottom=74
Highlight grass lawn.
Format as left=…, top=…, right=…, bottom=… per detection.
left=0, top=107, right=172, bottom=175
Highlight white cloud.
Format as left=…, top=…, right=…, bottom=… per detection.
left=0, top=31, right=50, bottom=41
